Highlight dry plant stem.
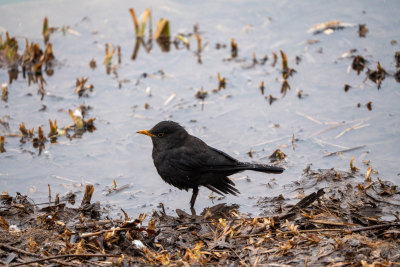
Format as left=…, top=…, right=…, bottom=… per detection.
left=278, top=189, right=325, bottom=221
left=75, top=219, right=124, bottom=229
left=0, top=243, right=75, bottom=266
left=233, top=222, right=400, bottom=238
left=319, top=200, right=337, bottom=219
left=335, top=123, right=370, bottom=139
left=160, top=202, right=167, bottom=215
left=231, top=230, right=337, bottom=239
left=313, top=138, right=349, bottom=149
left=129, top=8, right=139, bottom=32
left=308, top=122, right=346, bottom=138
left=80, top=227, right=134, bottom=238
left=48, top=183, right=51, bottom=206
left=106, top=183, right=131, bottom=195
left=9, top=253, right=122, bottom=267
left=252, top=255, right=260, bottom=267
left=295, top=111, right=323, bottom=124
left=4, top=133, right=23, bottom=137
left=350, top=222, right=400, bottom=232
left=304, top=256, right=309, bottom=267
left=229, top=247, right=245, bottom=265
left=253, top=135, right=292, bottom=147
left=299, top=228, right=347, bottom=233
left=324, top=145, right=366, bottom=157
left=81, top=184, right=94, bottom=206
left=310, top=220, right=357, bottom=226
left=156, top=219, right=223, bottom=229
left=33, top=200, right=60, bottom=206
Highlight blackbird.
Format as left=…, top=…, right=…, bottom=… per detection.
left=137, top=121, right=284, bottom=209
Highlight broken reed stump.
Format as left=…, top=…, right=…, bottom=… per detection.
left=80, top=184, right=94, bottom=207
left=79, top=184, right=100, bottom=219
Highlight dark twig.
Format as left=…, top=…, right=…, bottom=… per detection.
left=10, top=253, right=122, bottom=267
left=277, top=189, right=325, bottom=221
left=159, top=202, right=167, bottom=216
left=233, top=222, right=400, bottom=238
left=349, top=222, right=400, bottom=233
left=229, top=247, right=245, bottom=265
left=0, top=243, right=74, bottom=266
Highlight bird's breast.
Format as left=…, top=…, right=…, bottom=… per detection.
left=151, top=149, right=196, bottom=190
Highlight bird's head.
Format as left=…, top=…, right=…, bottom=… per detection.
left=137, top=121, right=189, bottom=150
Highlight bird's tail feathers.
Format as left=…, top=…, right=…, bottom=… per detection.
left=205, top=177, right=240, bottom=196
left=236, top=162, right=284, bottom=173
left=206, top=163, right=284, bottom=174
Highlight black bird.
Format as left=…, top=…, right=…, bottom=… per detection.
left=137, top=121, right=284, bottom=209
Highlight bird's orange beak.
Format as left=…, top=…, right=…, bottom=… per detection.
left=137, top=129, right=156, bottom=137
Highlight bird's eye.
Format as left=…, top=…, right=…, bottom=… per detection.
left=157, top=133, right=164, bottom=137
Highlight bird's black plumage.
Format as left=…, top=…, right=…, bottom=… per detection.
left=137, top=121, right=284, bottom=209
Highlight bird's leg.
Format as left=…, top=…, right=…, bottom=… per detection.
left=190, top=207, right=197, bottom=216
left=190, top=187, right=199, bottom=209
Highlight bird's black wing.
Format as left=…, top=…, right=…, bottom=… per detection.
left=166, top=136, right=283, bottom=174
left=167, top=136, right=240, bottom=172
left=164, top=145, right=240, bottom=195
left=158, top=136, right=240, bottom=194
